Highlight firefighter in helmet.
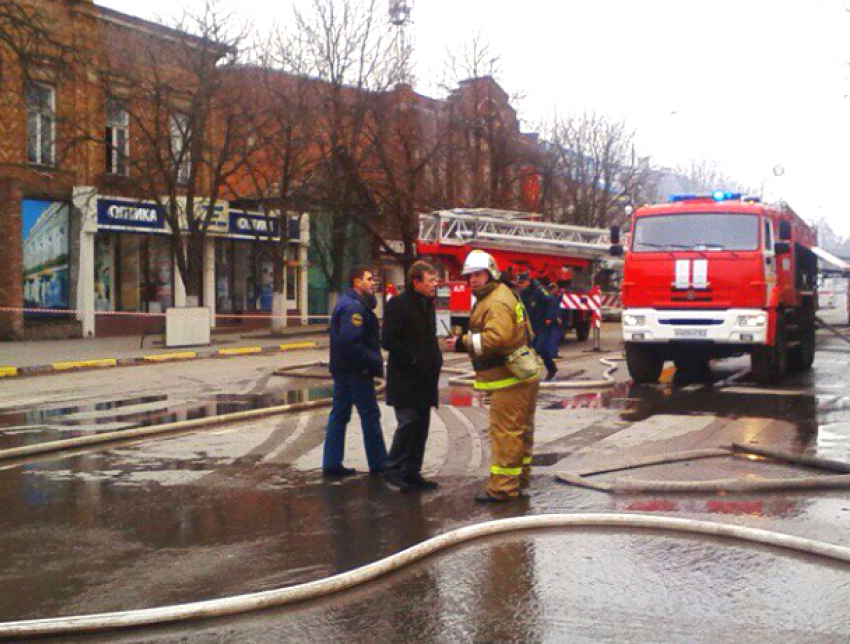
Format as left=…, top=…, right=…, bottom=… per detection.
left=443, top=250, right=541, bottom=502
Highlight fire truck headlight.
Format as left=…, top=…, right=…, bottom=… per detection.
left=737, top=314, right=767, bottom=328
left=623, top=314, right=645, bottom=327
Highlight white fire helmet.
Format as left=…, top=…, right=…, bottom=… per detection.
left=461, top=250, right=500, bottom=280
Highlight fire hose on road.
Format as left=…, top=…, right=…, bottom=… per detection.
left=816, top=315, right=850, bottom=347
left=2, top=513, right=850, bottom=639
left=0, top=361, right=358, bottom=466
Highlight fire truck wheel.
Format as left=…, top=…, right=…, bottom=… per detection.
left=625, top=343, right=664, bottom=384
left=752, top=315, right=788, bottom=385
left=788, top=307, right=816, bottom=373
left=575, top=320, right=591, bottom=342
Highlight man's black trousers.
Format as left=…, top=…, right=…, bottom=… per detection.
left=384, top=406, right=432, bottom=478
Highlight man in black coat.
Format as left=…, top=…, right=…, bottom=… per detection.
left=381, top=260, right=443, bottom=492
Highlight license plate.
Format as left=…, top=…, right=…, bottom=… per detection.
left=674, top=328, right=707, bottom=338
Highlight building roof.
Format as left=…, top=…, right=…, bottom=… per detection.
left=94, top=4, right=233, bottom=56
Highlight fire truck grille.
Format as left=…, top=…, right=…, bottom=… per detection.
left=658, top=318, right=724, bottom=326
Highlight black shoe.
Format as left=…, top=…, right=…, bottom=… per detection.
left=545, top=368, right=558, bottom=382
left=383, top=471, right=413, bottom=492
left=474, top=492, right=509, bottom=504
left=406, top=474, right=439, bottom=490
left=323, top=466, right=358, bottom=478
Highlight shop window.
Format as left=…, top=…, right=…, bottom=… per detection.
left=106, top=100, right=129, bottom=176
left=215, top=239, right=276, bottom=314
left=26, top=82, right=55, bottom=166
left=170, top=113, right=191, bottom=184
left=114, top=234, right=173, bottom=312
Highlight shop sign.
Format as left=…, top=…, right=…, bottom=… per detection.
left=175, top=198, right=229, bottom=235
left=97, top=198, right=166, bottom=232
left=228, top=211, right=280, bottom=240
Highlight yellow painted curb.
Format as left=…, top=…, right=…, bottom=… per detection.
left=218, top=346, right=263, bottom=356
left=279, top=342, right=318, bottom=351
left=143, top=352, right=197, bottom=362
left=52, top=359, right=118, bottom=371
left=0, top=367, right=18, bottom=378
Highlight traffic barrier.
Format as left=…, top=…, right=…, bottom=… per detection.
left=0, top=367, right=18, bottom=378
left=2, top=513, right=850, bottom=639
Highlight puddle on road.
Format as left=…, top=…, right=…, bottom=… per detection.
left=44, top=530, right=850, bottom=644
left=0, top=386, right=333, bottom=452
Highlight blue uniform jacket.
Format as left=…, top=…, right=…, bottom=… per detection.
left=329, top=288, right=383, bottom=378
left=520, top=280, right=557, bottom=336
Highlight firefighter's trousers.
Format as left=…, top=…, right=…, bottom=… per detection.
left=486, top=378, right=539, bottom=498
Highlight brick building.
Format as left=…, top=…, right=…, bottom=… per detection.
left=0, top=0, right=309, bottom=339
left=0, top=1, right=539, bottom=337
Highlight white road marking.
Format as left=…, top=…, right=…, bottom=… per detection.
left=264, top=413, right=310, bottom=463
left=447, top=406, right=483, bottom=471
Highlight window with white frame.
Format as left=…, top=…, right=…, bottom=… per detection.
left=105, top=100, right=129, bottom=176
left=26, top=82, right=55, bottom=166
left=170, top=113, right=191, bottom=184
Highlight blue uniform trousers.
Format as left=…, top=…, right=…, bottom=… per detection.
left=323, top=373, right=387, bottom=472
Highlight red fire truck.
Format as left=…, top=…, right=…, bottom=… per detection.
left=417, top=209, right=614, bottom=340
left=616, top=192, right=819, bottom=385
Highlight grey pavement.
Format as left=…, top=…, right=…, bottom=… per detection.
left=2, top=320, right=850, bottom=641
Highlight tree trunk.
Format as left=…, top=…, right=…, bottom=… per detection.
left=183, top=236, right=205, bottom=307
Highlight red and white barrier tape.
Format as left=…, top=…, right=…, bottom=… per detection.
left=560, top=288, right=603, bottom=329
left=0, top=307, right=331, bottom=321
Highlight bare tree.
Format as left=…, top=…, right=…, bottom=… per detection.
left=224, top=41, right=321, bottom=330
left=276, top=0, right=410, bottom=304
left=439, top=33, right=530, bottom=209
left=94, top=0, right=259, bottom=305
left=538, top=111, right=655, bottom=228
left=360, top=86, right=451, bottom=281
left=0, top=0, right=71, bottom=88
left=675, top=159, right=753, bottom=195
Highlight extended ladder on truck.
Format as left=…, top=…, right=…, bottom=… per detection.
left=417, top=208, right=620, bottom=338
left=418, top=208, right=613, bottom=258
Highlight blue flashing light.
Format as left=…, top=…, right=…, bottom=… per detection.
left=712, top=190, right=742, bottom=201
left=669, top=192, right=743, bottom=203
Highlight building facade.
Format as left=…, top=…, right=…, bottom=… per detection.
left=0, top=0, right=309, bottom=339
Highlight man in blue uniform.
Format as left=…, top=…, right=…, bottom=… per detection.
left=323, top=266, right=387, bottom=477
left=517, top=272, right=558, bottom=381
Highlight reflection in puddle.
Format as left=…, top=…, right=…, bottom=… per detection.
left=0, top=387, right=333, bottom=451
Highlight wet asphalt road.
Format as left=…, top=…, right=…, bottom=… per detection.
left=2, top=320, right=850, bottom=642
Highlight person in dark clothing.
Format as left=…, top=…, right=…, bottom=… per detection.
left=381, top=261, right=444, bottom=492
left=323, top=266, right=387, bottom=477
left=517, top=272, right=558, bottom=381
left=547, top=281, right=563, bottom=359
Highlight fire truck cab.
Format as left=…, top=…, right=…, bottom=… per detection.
left=618, top=192, right=818, bottom=385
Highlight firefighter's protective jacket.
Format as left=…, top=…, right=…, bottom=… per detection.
left=461, top=281, right=537, bottom=390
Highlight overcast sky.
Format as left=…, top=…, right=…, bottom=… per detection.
left=99, top=0, right=850, bottom=236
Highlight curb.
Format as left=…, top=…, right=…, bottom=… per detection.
left=2, top=340, right=324, bottom=380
